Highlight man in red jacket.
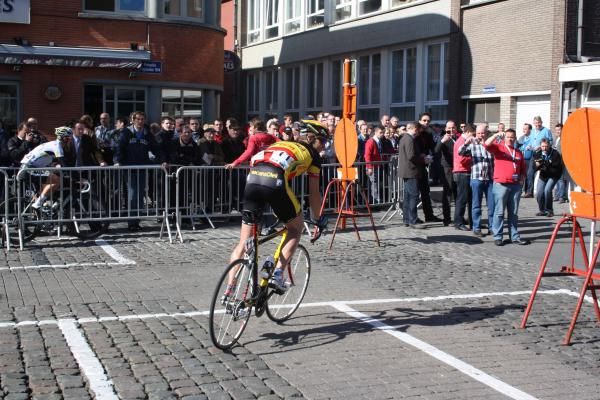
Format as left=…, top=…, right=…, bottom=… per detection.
left=365, top=126, right=384, bottom=204
left=484, top=128, right=530, bottom=246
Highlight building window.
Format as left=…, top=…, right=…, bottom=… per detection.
left=247, top=72, right=260, bottom=113
left=285, top=66, right=300, bottom=110
left=468, top=99, right=500, bottom=124
left=247, top=0, right=261, bottom=44
left=307, top=62, right=324, bottom=109
left=265, top=0, right=280, bottom=39
left=104, top=87, right=146, bottom=118
left=390, top=47, right=417, bottom=121
left=284, top=0, right=302, bottom=34
left=265, top=69, right=278, bottom=112
left=359, top=0, right=381, bottom=15
left=391, top=0, right=426, bottom=8
left=331, top=60, right=343, bottom=108
left=358, top=53, right=380, bottom=106
left=335, top=0, right=353, bottom=22
left=161, top=89, right=202, bottom=118
left=0, top=82, right=18, bottom=133
left=164, top=0, right=203, bottom=19
left=586, top=84, right=600, bottom=102
left=84, top=0, right=145, bottom=13
left=425, top=42, right=449, bottom=121
left=307, top=0, right=324, bottom=29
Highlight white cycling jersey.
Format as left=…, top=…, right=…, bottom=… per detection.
left=20, top=140, right=64, bottom=168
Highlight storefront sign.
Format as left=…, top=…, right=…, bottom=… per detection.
left=224, top=50, right=241, bottom=73
left=0, top=54, right=142, bottom=68
left=0, top=0, right=30, bottom=24
left=139, top=61, right=162, bottom=73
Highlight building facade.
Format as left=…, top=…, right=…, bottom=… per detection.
left=235, top=0, right=600, bottom=128
left=0, top=0, right=225, bottom=134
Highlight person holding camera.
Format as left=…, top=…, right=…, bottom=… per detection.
left=7, top=122, right=36, bottom=167
left=533, top=138, right=563, bottom=217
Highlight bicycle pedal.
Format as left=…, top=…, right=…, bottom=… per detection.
left=221, top=295, right=230, bottom=306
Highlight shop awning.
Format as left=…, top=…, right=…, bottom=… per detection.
left=558, top=61, right=600, bottom=83
left=0, top=44, right=151, bottom=69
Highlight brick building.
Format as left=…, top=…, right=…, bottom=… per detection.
left=0, top=1, right=225, bottom=135
left=232, top=0, right=600, bottom=128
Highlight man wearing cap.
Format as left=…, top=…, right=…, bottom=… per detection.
left=225, top=118, right=278, bottom=170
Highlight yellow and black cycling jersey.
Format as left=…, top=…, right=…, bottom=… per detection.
left=250, top=141, right=321, bottom=181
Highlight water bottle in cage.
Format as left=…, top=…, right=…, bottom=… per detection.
left=259, top=255, right=275, bottom=286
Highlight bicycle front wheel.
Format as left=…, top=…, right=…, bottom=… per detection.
left=266, top=244, right=311, bottom=323
left=209, top=259, right=254, bottom=350
left=70, top=195, right=109, bottom=240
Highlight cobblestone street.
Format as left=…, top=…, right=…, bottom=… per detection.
left=2, top=198, right=600, bottom=399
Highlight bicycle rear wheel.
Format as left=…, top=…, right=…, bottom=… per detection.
left=266, top=244, right=311, bottom=323
left=0, top=197, right=39, bottom=245
left=209, top=259, right=254, bottom=350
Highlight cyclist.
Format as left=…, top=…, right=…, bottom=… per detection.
left=226, top=120, right=328, bottom=294
left=20, top=126, right=72, bottom=209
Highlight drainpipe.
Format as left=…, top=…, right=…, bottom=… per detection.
left=233, top=0, right=239, bottom=53
left=577, top=0, right=584, bottom=61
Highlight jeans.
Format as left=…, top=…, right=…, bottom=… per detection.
left=403, top=178, right=419, bottom=225
left=453, top=173, right=472, bottom=227
left=525, top=159, right=535, bottom=195
left=492, top=182, right=522, bottom=241
left=127, top=170, right=147, bottom=227
left=470, top=179, right=494, bottom=232
left=369, top=170, right=381, bottom=204
left=536, top=176, right=557, bottom=213
left=554, top=169, right=570, bottom=201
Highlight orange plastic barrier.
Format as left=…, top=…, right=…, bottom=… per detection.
left=521, top=108, right=600, bottom=344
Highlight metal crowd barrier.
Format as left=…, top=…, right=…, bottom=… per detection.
left=1, top=159, right=400, bottom=248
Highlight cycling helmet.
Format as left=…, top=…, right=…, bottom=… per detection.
left=54, top=126, right=73, bottom=139
left=300, top=119, right=328, bottom=141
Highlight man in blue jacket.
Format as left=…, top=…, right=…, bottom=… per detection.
left=115, top=111, right=165, bottom=231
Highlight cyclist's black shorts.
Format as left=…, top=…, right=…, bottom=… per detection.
left=242, top=163, right=300, bottom=224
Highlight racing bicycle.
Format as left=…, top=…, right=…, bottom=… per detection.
left=209, top=211, right=324, bottom=350
left=1, top=174, right=109, bottom=246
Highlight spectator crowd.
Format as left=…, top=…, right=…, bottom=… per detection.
left=0, top=111, right=571, bottom=240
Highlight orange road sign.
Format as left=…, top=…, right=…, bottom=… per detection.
left=562, top=107, right=600, bottom=217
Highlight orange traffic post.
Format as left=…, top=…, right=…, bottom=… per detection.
left=318, top=59, right=379, bottom=249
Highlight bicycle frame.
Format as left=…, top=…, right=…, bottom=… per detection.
left=242, top=222, right=289, bottom=311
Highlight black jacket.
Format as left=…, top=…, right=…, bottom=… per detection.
left=168, top=138, right=202, bottom=166
left=533, top=148, right=563, bottom=181
left=7, top=135, right=34, bottom=167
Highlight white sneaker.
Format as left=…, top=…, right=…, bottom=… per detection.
left=270, top=269, right=289, bottom=293
left=32, top=199, right=43, bottom=209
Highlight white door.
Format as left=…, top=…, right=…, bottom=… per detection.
left=516, top=95, right=551, bottom=137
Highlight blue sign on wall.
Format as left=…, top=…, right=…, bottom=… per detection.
left=0, top=0, right=30, bottom=24
left=139, top=61, right=162, bottom=74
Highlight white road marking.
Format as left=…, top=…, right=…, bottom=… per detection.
left=58, top=319, right=118, bottom=400
left=331, top=302, right=540, bottom=400
left=95, top=239, right=135, bottom=265
left=0, top=239, right=135, bottom=271
left=0, top=289, right=576, bottom=329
